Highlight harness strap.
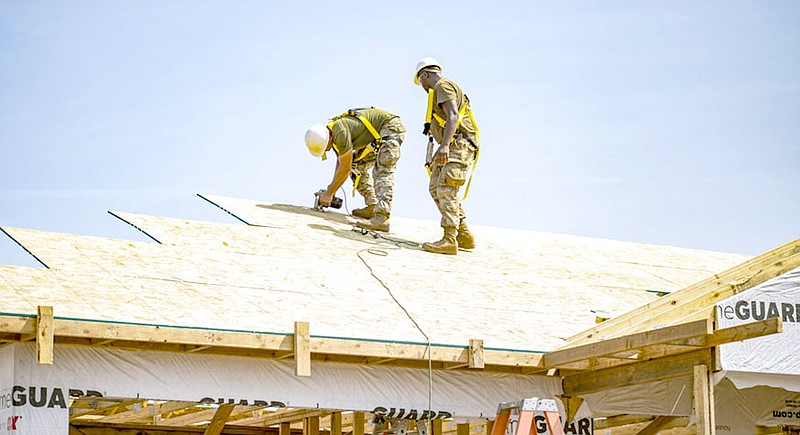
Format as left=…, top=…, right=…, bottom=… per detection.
left=424, top=90, right=481, bottom=200
left=426, top=92, right=479, bottom=140
left=327, top=108, right=385, bottom=195
left=327, top=108, right=382, bottom=163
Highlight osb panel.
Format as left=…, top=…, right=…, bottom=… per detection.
left=0, top=194, right=750, bottom=352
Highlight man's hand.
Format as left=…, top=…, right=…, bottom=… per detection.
left=433, top=144, right=449, bottom=166
left=315, top=190, right=333, bottom=207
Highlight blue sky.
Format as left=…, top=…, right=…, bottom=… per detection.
left=1, top=1, right=798, bottom=267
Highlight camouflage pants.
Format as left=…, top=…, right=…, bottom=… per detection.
left=429, top=133, right=478, bottom=228
left=352, top=118, right=405, bottom=216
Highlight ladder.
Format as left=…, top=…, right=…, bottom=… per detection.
left=490, top=398, right=565, bottom=435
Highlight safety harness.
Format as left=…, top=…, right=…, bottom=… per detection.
left=326, top=107, right=383, bottom=196
left=424, top=89, right=481, bottom=200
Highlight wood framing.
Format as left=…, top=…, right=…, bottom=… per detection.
left=353, top=412, right=365, bottom=435
left=330, top=412, right=342, bottom=435
left=637, top=416, right=680, bottom=435
left=0, top=314, right=544, bottom=373
left=36, top=305, right=54, bottom=364
left=566, top=238, right=800, bottom=346
left=294, top=321, right=311, bottom=377
left=303, top=416, right=319, bottom=435
left=468, top=339, right=484, bottom=369
left=693, top=365, right=711, bottom=435
left=205, top=404, right=235, bottom=435
left=562, top=348, right=714, bottom=396
left=5, top=195, right=797, bottom=435
left=546, top=317, right=781, bottom=374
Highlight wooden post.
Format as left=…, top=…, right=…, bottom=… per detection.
left=280, top=422, right=292, bottom=435
left=469, top=339, right=485, bottom=369
left=432, top=419, right=443, bottom=435
left=353, top=412, right=365, bottom=435
left=304, top=416, right=320, bottom=435
left=331, top=412, right=342, bottom=435
left=37, top=306, right=54, bottom=364
left=295, top=321, right=311, bottom=377
left=457, top=423, right=471, bottom=435
left=693, top=364, right=712, bottom=435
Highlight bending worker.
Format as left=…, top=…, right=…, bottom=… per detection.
left=304, top=107, right=406, bottom=232
left=414, top=57, right=479, bottom=255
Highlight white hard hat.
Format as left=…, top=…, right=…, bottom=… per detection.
left=304, top=124, right=330, bottom=158
left=414, top=57, right=442, bottom=86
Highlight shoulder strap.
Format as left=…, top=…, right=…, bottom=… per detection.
left=327, top=107, right=381, bottom=141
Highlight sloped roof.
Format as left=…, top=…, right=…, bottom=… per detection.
left=0, top=193, right=750, bottom=359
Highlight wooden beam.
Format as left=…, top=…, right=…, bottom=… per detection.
left=565, top=241, right=800, bottom=346
left=636, top=416, right=678, bottom=435
left=304, top=416, right=319, bottom=435
left=37, top=305, right=54, bottom=364
left=594, top=415, right=656, bottom=430
left=253, top=409, right=327, bottom=426
left=281, top=422, right=292, bottom=435
left=0, top=314, right=543, bottom=372
left=70, top=399, right=146, bottom=420
left=330, top=412, right=342, bottom=435
left=353, top=412, right=365, bottom=435
left=87, top=401, right=199, bottom=424
left=431, top=419, right=443, bottom=435
left=546, top=319, right=712, bottom=368
left=693, top=365, right=711, bottom=435
left=294, top=322, right=310, bottom=377
left=456, top=423, right=470, bottom=435
left=203, top=403, right=235, bottom=435
left=553, top=316, right=781, bottom=373
left=563, top=348, right=713, bottom=396
left=469, top=339, right=484, bottom=369
left=708, top=317, right=782, bottom=346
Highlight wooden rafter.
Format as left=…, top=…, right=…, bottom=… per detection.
left=545, top=317, right=781, bottom=373
left=565, top=238, right=800, bottom=346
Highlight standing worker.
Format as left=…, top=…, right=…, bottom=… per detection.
left=304, top=107, right=406, bottom=232
left=414, top=57, right=479, bottom=255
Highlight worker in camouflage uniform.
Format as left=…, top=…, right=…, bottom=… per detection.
left=414, top=57, right=479, bottom=255
left=304, top=107, right=406, bottom=232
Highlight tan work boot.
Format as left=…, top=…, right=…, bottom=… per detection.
left=352, top=204, right=376, bottom=219
left=457, top=220, right=476, bottom=249
left=422, top=227, right=458, bottom=255
left=356, top=212, right=390, bottom=232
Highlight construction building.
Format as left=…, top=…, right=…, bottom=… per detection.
left=1, top=194, right=798, bottom=435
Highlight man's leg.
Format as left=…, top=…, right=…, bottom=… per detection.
left=423, top=136, right=475, bottom=254
left=352, top=158, right=377, bottom=218
left=357, top=133, right=402, bottom=232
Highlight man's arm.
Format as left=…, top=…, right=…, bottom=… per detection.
left=316, top=149, right=353, bottom=206
left=433, top=99, right=459, bottom=166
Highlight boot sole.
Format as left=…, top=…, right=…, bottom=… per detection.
left=422, top=245, right=457, bottom=255
left=356, top=223, right=389, bottom=232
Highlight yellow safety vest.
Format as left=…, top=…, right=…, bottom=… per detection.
left=327, top=108, right=383, bottom=196
left=425, top=89, right=480, bottom=200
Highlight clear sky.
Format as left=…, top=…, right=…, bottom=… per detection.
left=1, top=1, right=798, bottom=267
